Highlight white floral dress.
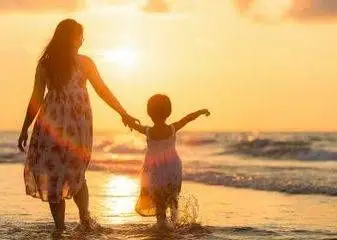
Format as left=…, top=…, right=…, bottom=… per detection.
left=136, top=125, right=182, bottom=216
left=24, top=58, right=93, bottom=203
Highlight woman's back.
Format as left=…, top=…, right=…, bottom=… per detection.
left=20, top=19, right=139, bottom=231
left=24, top=54, right=93, bottom=203
left=44, top=56, right=87, bottom=93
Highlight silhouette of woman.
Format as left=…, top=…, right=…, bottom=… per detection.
left=18, top=19, right=137, bottom=233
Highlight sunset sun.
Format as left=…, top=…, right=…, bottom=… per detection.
left=101, top=47, right=138, bottom=68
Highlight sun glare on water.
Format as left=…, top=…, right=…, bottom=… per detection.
left=101, top=47, right=138, bottom=68
left=107, top=176, right=138, bottom=196
left=103, top=176, right=139, bottom=222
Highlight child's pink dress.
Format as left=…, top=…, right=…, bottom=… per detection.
left=136, top=125, right=182, bottom=216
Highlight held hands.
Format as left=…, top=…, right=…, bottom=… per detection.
left=18, top=130, right=28, bottom=153
left=122, top=114, right=140, bottom=131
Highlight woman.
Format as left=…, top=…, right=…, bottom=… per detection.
left=17, top=19, right=137, bottom=232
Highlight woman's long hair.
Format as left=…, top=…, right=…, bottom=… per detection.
left=39, top=19, right=83, bottom=91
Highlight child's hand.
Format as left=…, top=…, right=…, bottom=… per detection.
left=122, top=114, right=140, bottom=131
left=200, top=109, right=210, bottom=117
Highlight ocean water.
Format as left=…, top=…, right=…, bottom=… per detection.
left=1, top=131, right=337, bottom=239
left=2, top=130, right=337, bottom=196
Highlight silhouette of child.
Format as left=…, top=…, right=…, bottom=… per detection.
left=129, top=94, right=210, bottom=228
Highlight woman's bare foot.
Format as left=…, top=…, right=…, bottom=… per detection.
left=51, top=226, right=65, bottom=239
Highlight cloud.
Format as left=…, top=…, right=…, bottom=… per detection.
left=233, top=0, right=337, bottom=22
left=288, top=0, right=337, bottom=20
left=0, top=0, right=185, bottom=15
left=143, top=0, right=170, bottom=13
left=0, top=0, right=84, bottom=12
left=232, top=0, right=255, bottom=13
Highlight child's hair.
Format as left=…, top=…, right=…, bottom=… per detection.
left=147, top=94, right=172, bottom=121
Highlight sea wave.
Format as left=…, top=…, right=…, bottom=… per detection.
left=86, top=160, right=337, bottom=196
left=4, top=133, right=337, bottom=162
left=2, top=157, right=337, bottom=196
left=0, top=152, right=21, bottom=160
left=185, top=160, right=337, bottom=196
left=0, top=140, right=21, bottom=161
left=220, top=138, right=337, bottom=160
left=105, top=145, right=145, bottom=154
left=89, top=160, right=142, bottom=175
left=93, top=140, right=145, bottom=154
left=0, top=142, right=17, bottom=149
left=181, top=137, right=218, bottom=146
left=183, top=170, right=337, bottom=196
left=2, top=131, right=337, bottom=196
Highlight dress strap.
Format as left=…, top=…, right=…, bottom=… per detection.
left=170, top=124, right=176, bottom=137
left=145, top=127, right=151, bottom=139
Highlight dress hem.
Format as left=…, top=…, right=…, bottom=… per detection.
left=26, top=192, right=75, bottom=203
left=135, top=208, right=156, bottom=217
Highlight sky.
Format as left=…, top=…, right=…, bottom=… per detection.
left=1, top=0, right=337, bottom=132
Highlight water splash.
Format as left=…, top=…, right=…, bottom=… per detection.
left=176, top=192, right=199, bottom=226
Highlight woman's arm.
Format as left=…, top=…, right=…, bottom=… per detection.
left=18, top=65, right=47, bottom=152
left=83, top=56, right=128, bottom=117
left=173, top=109, right=210, bottom=132
left=82, top=56, right=139, bottom=128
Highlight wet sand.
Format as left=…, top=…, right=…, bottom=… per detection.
left=1, top=164, right=337, bottom=239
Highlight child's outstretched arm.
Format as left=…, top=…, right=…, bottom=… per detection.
left=173, top=109, right=210, bottom=132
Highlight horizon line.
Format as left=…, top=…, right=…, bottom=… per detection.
left=3, top=128, right=337, bottom=133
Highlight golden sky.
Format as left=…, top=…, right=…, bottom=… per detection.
left=1, top=0, right=337, bottom=132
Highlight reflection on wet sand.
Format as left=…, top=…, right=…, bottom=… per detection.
left=103, top=176, right=138, bottom=223
left=1, top=165, right=337, bottom=239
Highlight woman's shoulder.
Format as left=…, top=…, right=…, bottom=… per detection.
left=77, top=55, right=97, bottom=76
left=77, top=54, right=94, bottom=66
left=36, top=62, right=48, bottom=77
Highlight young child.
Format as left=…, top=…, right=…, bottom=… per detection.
left=129, top=94, right=210, bottom=228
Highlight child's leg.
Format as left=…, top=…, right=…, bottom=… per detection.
left=170, top=196, right=179, bottom=224
left=155, top=193, right=167, bottom=227
left=49, top=200, right=66, bottom=230
left=73, top=180, right=90, bottom=223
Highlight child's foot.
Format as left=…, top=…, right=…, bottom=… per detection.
left=76, top=215, right=101, bottom=232
left=170, top=211, right=178, bottom=227
left=157, top=219, right=174, bottom=231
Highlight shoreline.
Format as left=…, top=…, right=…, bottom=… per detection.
left=1, top=164, right=337, bottom=239
left=3, top=162, right=337, bottom=198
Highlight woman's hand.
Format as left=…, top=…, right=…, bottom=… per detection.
left=18, top=130, right=28, bottom=153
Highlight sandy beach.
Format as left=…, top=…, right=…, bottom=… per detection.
left=1, top=164, right=337, bottom=239
left=2, top=0, right=337, bottom=238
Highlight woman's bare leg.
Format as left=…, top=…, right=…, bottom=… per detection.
left=49, top=200, right=66, bottom=230
left=156, top=207, right=167, bottom=227
left=73, top=180, right=89, bottom=223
